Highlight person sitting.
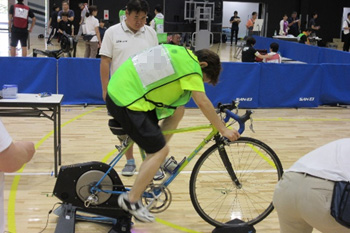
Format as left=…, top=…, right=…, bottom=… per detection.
left=57, top=12, right=74, bottom=42
left=258, top=42, right=281, bottom=63
left=242, top=37, right=281, bottom=63
left=298, top=28, right=313, bottom=45
left=273, top=138, right=350, bottom=233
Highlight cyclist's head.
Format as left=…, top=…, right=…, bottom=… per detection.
left=246, top=36, right=256, bottom=47
left=194, top=49, right=221, bottom=86
left=270, top=42, right=279, bottom=52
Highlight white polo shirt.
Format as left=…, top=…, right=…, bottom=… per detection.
left=288, top=138, right=350, bottom=181
left=343, top=19, right=350, bottom=35
left=84, top=15, right=99, bottom=42
left=99, top=20, right=158, bottom=75
left=0, top=120, right=12, bottom=233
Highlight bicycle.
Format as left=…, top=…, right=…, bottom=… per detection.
left=53, top=101, right=283, bottom=228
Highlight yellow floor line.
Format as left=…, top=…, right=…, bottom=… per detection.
left=7, top=106, right=104, bottom=233
left=156, top=218, right=203, bottom=233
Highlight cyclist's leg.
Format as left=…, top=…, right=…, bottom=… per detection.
left=160, top=106, right=184, bottom=142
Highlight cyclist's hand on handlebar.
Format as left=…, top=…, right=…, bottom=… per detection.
left=221, top=128, right=240, bottom=142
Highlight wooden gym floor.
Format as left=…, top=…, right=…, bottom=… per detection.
left=1, top=33, right=349, bottom=233
left=2, top=106, right=350, bottom=233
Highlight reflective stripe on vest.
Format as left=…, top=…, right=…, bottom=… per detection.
left=108, top=44, right=202, bottom=109
left=13, top=4, right=29, bottom=28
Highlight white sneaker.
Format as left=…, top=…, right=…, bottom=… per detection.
left=121, top=164, right=136, bottom=176
left=118, top=193, right=155, bottom=223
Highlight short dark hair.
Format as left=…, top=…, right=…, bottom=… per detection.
left=62, top=0, right=69, bottom=5
left=17, top=0, right=24, bottom=2
left=234, top=11, right=238, bottom=14
left=305, top=28, right=313, bottom=32
left=86, top=5, right=97, bottom=17
left=252, top=12, right=257, bottom=16
left=312, top=12, right=318, bottom=17
left=194, top=49, right=221, bottom=86
left=246, top=36, right=256, bottom=46
left=348, top=12, right=350, bottom=17
left=61, top=12, right=68, bottom=17
left=155, top=4, right=162, bottom=13
left=127, top=0, right=149, bottom=14
left=270, top=43, right=279, bottom=52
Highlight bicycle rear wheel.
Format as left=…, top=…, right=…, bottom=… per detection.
left=190, top=137, right=283, bottom=227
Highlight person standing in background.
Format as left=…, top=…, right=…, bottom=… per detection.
left=279, top=14, right=289, bottom=35
left=288, top=11, right=300, bottom=37
left=246, top=12, right=257, bottom=36
left=84, top=5, right=101, bottom=58
left=342, top=13, right=350, bottom=52
left=150, top=5, right=166, bottom=44
left=99, top=0, right=165, bottom=180
left=76, top=2, right=89, bottom=39
left=229, top=11, right=240, bottom=46
left=309, top=12, right=320, bottom=36
left=0, top=119, right=35, bottom=232
left=57, top=1, right=74, bottom=23
left=119, top=6, right=126, bottom=23
left=47, top=4, right=60, bottom=45
left=96, top=19, right=107, bottom=58
left=8, top=0, right=36, bottom=57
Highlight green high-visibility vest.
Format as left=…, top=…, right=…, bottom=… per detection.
left=154, top=17, right=167, bottom=43
left=107, top=44, right=203, bottom=119
left=119, top=9, right=126, bottom=23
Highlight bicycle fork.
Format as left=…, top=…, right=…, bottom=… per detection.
left=216, top=136, right=242, bottom=189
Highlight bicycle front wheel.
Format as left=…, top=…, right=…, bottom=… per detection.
left=190, top=137, right=283, bottom=227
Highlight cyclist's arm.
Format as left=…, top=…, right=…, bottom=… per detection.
left=192, top=91, right=240, bottom=141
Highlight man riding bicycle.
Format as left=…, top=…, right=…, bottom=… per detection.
left=104, top=44, right=240, bottom=222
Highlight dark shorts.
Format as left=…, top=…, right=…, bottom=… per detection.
left=10, top=30, right=28, bottom=47
left=106, top=94, right=166, bottom=154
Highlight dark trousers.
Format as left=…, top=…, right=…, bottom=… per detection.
left=47, top=27, right=58, bottom=43
left=343, top=34, right=350, bottom=52
left=231, top=28, right=239, bottom=45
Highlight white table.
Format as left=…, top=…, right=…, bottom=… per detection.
left=0, top=94, right=64, bottom=177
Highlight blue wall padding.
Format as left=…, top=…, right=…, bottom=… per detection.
left=319, top=64, right=350, bottom=105
left=0, top=57, right=57, bottom=94
left=258, top=63, right=322, bottom=107
left=58, top=58, right=104, bottom=105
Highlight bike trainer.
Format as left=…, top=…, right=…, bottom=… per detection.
left=53, top=161, right=132, bottom=233
left=212, top=219, right=256, bottom=233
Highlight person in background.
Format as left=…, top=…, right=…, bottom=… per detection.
left=246, top=12, right=257, bottom=36
left=279, top=14, right=289, bottom=36
left=150, top=5, right=166, bottom=44
left=229, top=11, right=240, bottom=46
left=8, top=0, right=36, bottom=57
left=309, top=12, right=320, bottom=36
left=0, top=120, right=35, bottom=232
left=47, top=4, right=60, bottom=45
left=168, top=33, right=181, bottom=45
left=96, top=19, right=107, bottom=58
left=288, top=11, right=300, bottom=37
left=298, top=28, right=313, bottom=45
left=99, top=0, right=165, bottom=180
left=342, top=12, right=350, bottom=52
left=119, top=6, right=127, bottom=23
left=76, top=2, right=89, bottom=39
left=273, top=138, right=350, bottom=233
left=57, top=0, right=74, bottom=23
left=57, top=12, right=74, bottom=42
left=84, top=5, right=101, bottom=58
left=242, top=37, right=281, bottom=63
left=259, top=42, right=281, bottom=63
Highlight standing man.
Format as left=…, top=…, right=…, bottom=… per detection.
left=76, top=2, right=89, bottom=39
left=150, top=5, right=167, bottom=44
left=229, top=11, right=240, bottom=46
left=119, top=6, right=127, bottom=23
left=0, top=119, right=35, bottom=232
left=308, top=12, right=320, bottom=36
left=46, top=4, right=60, bottom=45
left=342, top=13, right=350, bottom=52
left=57, top=1, right=74, bottom=24
left=8, top=0, right=36, bottom=57
left=100, top=0, right=166, bottom=179
left=273, top=138, right=350, bottom=233
left=246, top=12, right=257, bottom=36
left=288, top=11, right=300, bottom=37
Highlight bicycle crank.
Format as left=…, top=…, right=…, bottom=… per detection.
left=142, top=185, right=172, bottom=213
